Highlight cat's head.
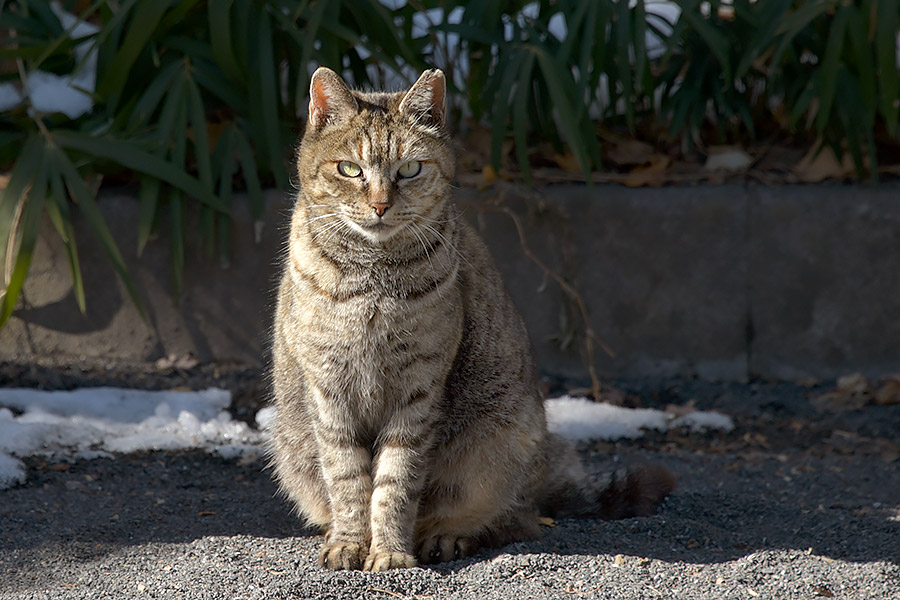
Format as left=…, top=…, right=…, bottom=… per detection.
left=296, top=67, right=455, bottom=245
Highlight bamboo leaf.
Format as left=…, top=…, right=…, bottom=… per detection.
left=490, top=51, right=527, bottom=169
left=96, top=0, right=170, bottom=109
left=215, top=127, right=236, bottom=261
left=126, top=59, right=182, bottom=131
left=233, top=127, right=264, bottom=223
left=190, top=57, right=247, bottom=112
left=0, top=143, right=47, bottom=327
left=614, top=0, right=636, bottom=130
left=534, top=48, right=593, bottom=178
left=512, top=52, right=536, bottom=184
left=875, top=0, right=900, bottom=133
left=1, top=138, right=43, bottom=272
left=51, top=145, right=146, bottom=320
left=254, top=8, right=288, bottom=189
left=52, top=130, right=227, bottom=213
left=155, top=68, right=188, bottom=143
left=185, top=75, right=213, bottom=189
left=137, top=177, right=160, bottom=257
left=677, top=0, right=732, bottom=81
left=170, top=191, right=185, bottom=296
left=816, top=6, right=850, bottom=132
left=46, top=156, right=86, bottom=313
left=845, top=7, right=876, bottom=124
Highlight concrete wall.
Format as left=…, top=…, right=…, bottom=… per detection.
left=2, top=182, right=899, bottom=381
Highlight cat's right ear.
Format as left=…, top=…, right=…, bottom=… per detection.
left=308, top=67, right=358, bottom=131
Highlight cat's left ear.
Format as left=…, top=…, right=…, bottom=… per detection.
left=399, top=69, right=446, bottom=127
left=308, top=66, right=358, bottom=131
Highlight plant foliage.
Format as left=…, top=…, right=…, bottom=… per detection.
left=1, top=0, right=899, bottom=328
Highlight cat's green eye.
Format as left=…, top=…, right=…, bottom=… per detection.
left=337, top=161, right=362, bottom=177
left=397, top=160, right=422, bottom=179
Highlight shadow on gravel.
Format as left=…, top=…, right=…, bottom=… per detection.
left=3, top=448, right=897, bottom=582
left=1, top=451, right=312, bottom=555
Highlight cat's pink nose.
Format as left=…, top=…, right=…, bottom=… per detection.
left=370, top=202, right=392, bottom=217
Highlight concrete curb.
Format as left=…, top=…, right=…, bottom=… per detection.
left=2, top=182, right=899, bottom=381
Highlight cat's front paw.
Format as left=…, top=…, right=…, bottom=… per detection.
left=319, top=541, right=368, bottom=570
left=363, top=549, right=416, bottom=572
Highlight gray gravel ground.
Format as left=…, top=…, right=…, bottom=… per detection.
left=1, top=375, right=899, bottom=599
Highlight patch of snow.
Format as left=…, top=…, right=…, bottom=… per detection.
left=0, top=451, right=25, bottom=489
left=546, top=397, right=670, bottom=441
left=7, top=2, right=100, bottom=119
left=0, top=387, right=732, bottom=491
left=0, top=83, right=24, bottom=112
left=27, top=70, right=95, bottom=120
left=0, top=387, right=262, bottom=490
left=545, top=396, right=733, bottom=441
left=671, top=410, right=734, bottom=433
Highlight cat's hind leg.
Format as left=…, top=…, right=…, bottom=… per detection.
left=414, top=425, right=546, bottom=564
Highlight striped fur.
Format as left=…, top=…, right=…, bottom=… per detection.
left=269, top=68, right=674, bottom=572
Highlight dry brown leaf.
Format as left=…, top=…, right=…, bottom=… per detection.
left=155, top=354, right=199, bottom=371
left=554, top=150, right=582, bottom=173
left=882, top=450, right=900, bottom=463
left=537, top=516, right=556, bottom=527
left=811, top=373, right=871, bottom=412
left=814, top=586, right=835, bottom=597
left=606, top=139, right=655, bottom=167
left=622, top=155, right=671, bottom=187
left=793, top=145, right=855, bottom=183
left=481, top=164, right=498, bottom=186
left=600, top=386, right=628, bottom=406
left=874, top=376, right=900, bottom=405
left=665, top=400, right=697, bottom=418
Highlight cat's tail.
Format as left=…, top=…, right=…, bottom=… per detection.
left=537, top=433, right=677, bottom=519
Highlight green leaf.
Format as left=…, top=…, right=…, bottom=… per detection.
left=169, top=191, right=185, bottom=296
left=51, top=145, right=146, bottom=320
left=190, top=57, right=247, bottom=112
left=254, top=8, right=288, bottom=189
left=185, top=76, right=213, bottom=189
left=512, top=52, right=536, bottom=184
left=233, top=128, right=264, bottom=223
left=490, top=51, right=527, bottom=169
left=214, top=127, right=236, bottom=262
left=52, top=130, right=227, bottom=213
left=677, top=0, right=732, bottom=81
left=96, top=0, right=171, bottom=110
left=0, top=142, right=47, bottom=327
left=816, top=6, right=850, bottom=133
left=772, top=1, right=835, bottom=64
left=875, top=0, right=900, bottom=134
left=126, top=59, right=182, bottom=131
left=155, top=67, right=188, bottom=143
left=614, top=0, right=636, bottom=130
left=845, top=7, right=876, bottom=125
left=46, top=158, right=86, bottom=314
left=1, top=137, right=43, bottom=272
left=534, top=48, right=593, bottom=179
left=137, top=177, right=160, bottom=257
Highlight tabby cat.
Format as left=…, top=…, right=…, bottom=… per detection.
left=269, top=67, right=675, bottom=572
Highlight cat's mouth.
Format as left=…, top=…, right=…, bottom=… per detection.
left=344, top=215, right=402, bottom=243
